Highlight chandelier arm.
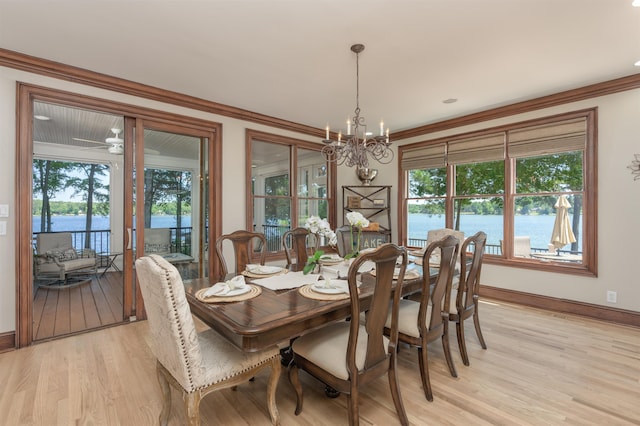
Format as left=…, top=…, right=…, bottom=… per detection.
left=322, top=43, right=391, bottom=170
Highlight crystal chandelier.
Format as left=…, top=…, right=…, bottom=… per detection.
left=321, top=44, right=394, bottom=169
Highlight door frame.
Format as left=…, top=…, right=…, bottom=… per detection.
left=15, top=83, right=222, bottom=347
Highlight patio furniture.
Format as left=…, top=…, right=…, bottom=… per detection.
left=135, top=254, right=281, bottom=426
left=288, top=244, right=409, bottom=426
left=514, top=236, right=531, bottom=257
left=34, top=232, right=97, bottom=287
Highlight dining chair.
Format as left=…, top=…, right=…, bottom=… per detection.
left=447, top=231, right=488, bottom=366
left=135, top=254, right=281, bottom=426
left=282, top=227, right=318, bottom=270
left=385, top=234, right=459, bottom=402
left=214, top=230, right=267, bottom=279
left=288, top=244, right=409, bottom=426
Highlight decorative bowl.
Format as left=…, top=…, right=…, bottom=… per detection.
left=356, top=168, right=378, bottom=185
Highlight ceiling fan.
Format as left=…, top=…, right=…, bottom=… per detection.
left=73, top=128, right=159, bottom=155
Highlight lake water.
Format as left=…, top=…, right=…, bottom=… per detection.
left=33, top=213, right=582, bottom=253
left=408, top=213, right=582, bottom=251
left=33, top=215, right=193, bottom=252
left=32, top=215, right=192, bottom=232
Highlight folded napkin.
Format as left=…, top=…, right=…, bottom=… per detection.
left=314, top=279, right=349, bottom=292
left=202, top=275, right=247, bottom=297
left=252, top=271, right=319, bottom=291
left=245, top=264, right=283, bottom=275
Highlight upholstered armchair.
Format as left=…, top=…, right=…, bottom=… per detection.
left=34, top=232, right=97, bottom=284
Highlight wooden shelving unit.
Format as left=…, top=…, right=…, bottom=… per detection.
left=342, top=185, right=391, bottom=240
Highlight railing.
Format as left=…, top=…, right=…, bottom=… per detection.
left=261, top=224, right=290, bottom=252
left=33, top=226, right=193, bottom=256
left=407, top=237, right=581, bottom=257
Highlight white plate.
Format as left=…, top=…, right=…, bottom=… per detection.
left=312, top=280, right=349, bottom=294
left=247, top=265, right=283, bottom=275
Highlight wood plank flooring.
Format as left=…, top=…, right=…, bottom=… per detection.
left=3, top=299, right=639, bottom=425
left=32, top=272, right=125, bottom=341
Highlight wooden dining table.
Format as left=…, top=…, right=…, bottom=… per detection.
left=183, top=265, right=430, bottom=353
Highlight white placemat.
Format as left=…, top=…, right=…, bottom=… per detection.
left=251, top=270, right=320, bottom=290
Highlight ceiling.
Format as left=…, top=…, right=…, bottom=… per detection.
left=2, top=0, right=640, bottom=136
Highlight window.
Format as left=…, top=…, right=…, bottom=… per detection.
left=247, top=130, right=334, bottom=256
left=400, top=110, right=596, bottom=275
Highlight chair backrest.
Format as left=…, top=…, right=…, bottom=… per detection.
left=144, top=228, right=171, bottom=254
left=282, top=227, right=318, bottom=269
left=36, top=232, right=73, bottom=253
left=346, top=243, right=407, bottom=380
left=426, top=228, right=465, bottom=248
left=135, top=255, right=203, bottom=392
left=514, top=236, right=531, bottom=257
left=215, top=230, right=267, bottom=278
left=452, top=231, right=487, bottom=313
left=419, top=235, right=459, bottom=336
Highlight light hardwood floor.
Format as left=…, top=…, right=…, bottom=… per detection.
left=1, top=299, right=639, bottom=425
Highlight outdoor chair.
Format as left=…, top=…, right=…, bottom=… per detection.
left=447, top=231, right=488, bottom=366
left=135, top=255, right=281, bottom=426
left=144, top=228, right=172, bottom=255
left=215, top=230, right=267, bottom=280
left=288, top=244, right=409, bottom=426
left=514, top=236, right=532, bottom=257
left=33, top=232, right=97, bottom=286
left=385, top=235, right=459, bottom=401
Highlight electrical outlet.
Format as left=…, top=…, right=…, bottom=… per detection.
left=606, top=290, right=617, bottom=304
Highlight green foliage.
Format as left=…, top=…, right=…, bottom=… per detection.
left=303, top=250, right=325, bottom=275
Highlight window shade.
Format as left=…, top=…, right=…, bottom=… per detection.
left=401, top=143, right=446, bottom=171
left=447, top=133, right=505, bottom=165
left=508, top=118, right=586, bottom=158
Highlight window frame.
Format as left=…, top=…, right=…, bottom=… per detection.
left=398, top=109, right=597, bottom=276
left=246, top=130, right=336, bottom=259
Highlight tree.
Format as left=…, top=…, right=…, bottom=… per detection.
left=66, top=163, right=110, bottom=248
left=32, top=160, right=72, bottom=232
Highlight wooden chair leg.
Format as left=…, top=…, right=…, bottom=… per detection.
left=473, top=308, right=487, bottom=349
left=156, top=362, right=172, bottom=426
left=183, top=390, right=201, bottom=426
left=347, top=386, right=359, bottom=426
left=417, top=346, right=433, bottom=401
left=266, top=357, right=281, bottom=426
left=288, top=362, right=304, bottom=415
left=388, top=354, right=409, bottom=425
left=456, top=320, right=470, bottom=366
left=441, top=323, right=458, bottom=378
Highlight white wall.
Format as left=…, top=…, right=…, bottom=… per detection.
left=395, top=90, right=640, bottom=313
left=1, top=66, right=638, bottom=336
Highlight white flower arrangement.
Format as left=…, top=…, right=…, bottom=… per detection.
left=303, top=215, right=337, bottom=247
left=345, top=211, right=370, bottom=258
left=346, top=211, right=370, bottom=229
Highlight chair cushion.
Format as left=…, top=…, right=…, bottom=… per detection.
left=196, top=329, right=280, bottom=388
left=292, top=321, right=388, bottom=380
left=37, top=257, right=96, bottom=273
left=385, top=299, right=432, bottom=339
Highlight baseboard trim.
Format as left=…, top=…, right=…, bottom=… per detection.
left=0, top=331, right=15, bottom=353
left=480, top=285, right=640, bottom=328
